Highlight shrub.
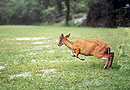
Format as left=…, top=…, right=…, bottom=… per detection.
left=86, top=0, right=116, bottom=28
left=85, top=0, right=130, bottom=28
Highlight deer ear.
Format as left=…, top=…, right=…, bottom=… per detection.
left=65, top=33, right=70, bottom=38
left=61, top=34, right=64, bottom=38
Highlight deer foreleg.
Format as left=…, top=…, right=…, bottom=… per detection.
left=71, top=51, right=76, bottom=57
left=75, top=48, right=84, bottom=60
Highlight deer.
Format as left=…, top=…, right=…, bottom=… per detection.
left=58, top=34, right=114, bottom=69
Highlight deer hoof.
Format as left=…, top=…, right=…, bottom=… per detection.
left=109, top=65, right=112, bottom=67
left=72, top=55, right=76, bottom=57
left=104, top=66, right=107, bottom=69
left=80, top=58, right=85, bottom=61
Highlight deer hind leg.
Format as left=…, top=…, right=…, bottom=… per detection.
left=109, top=52, right=114, bottom=67
left=105, top=48, right=114, bottom=67
left=104, top=56, right=110, bottom=69
left=97, top=54, right=111, bottom=69
left=94, top=47, right=111, bottom=69
left=94, top=54, right=110, bottom=69
left=103, top=53, right=115, bottom=69
left=75, top=48, right=84, bottom=60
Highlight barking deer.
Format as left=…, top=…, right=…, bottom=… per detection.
left=58, top=34, right=114, bottom=69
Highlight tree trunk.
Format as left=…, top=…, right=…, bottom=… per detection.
left=64, top=0, right=70, bottom=26
left=56, top=0, right=63, bottom=16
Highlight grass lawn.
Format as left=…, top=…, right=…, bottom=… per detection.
left=0, top=25, right=130, bottom=90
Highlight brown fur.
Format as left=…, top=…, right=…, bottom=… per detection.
left=58, top=34, right=114, bottom=69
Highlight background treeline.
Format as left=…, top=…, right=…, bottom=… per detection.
left=0, top=0, right=90, bottom=25
left=85, top=0, right=130, bottom=27
left=0, top=0, right=130, bottom=27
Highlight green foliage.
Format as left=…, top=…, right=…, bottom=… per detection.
left=86, top=0, right=117, bottom=28
left=116, top=8, right=130, bottom=27
left=0, top=0, right=89, bottom=25
left=86, top=0, right=130, bottom=27
left=0, top=0, right=56, bottom=24
left=70, top=0, right=87, bottom=13
left=41, top=7, right=58, bottom=24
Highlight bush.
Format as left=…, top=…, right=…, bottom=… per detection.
left=41, top=7, right=58, bottom=24
left=116, top=8, right=130, bottom=27
left=85, top=0, right=130, bottom=28
left=85, top=0, right=116, bottom=28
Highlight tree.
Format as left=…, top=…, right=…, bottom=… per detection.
left=64, top=0, right=70, bottom=26
left=86, top=0, right=116, bottom=28
left=56, top=0, right=63, bottom=16
left=85, top=0, right=130, bottom=27
left=0, top=0, right=95, bottom=25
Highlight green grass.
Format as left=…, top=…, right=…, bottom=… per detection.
left=0, top=25, right=130, bottom=90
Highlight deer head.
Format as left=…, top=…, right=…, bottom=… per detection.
left=58, top=34, right=70, bottom=46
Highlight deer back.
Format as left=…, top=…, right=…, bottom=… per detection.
left=72, top=39, right=109, bottom=56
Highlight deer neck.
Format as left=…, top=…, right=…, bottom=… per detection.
left=63, top=39, right=73, bottom=50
